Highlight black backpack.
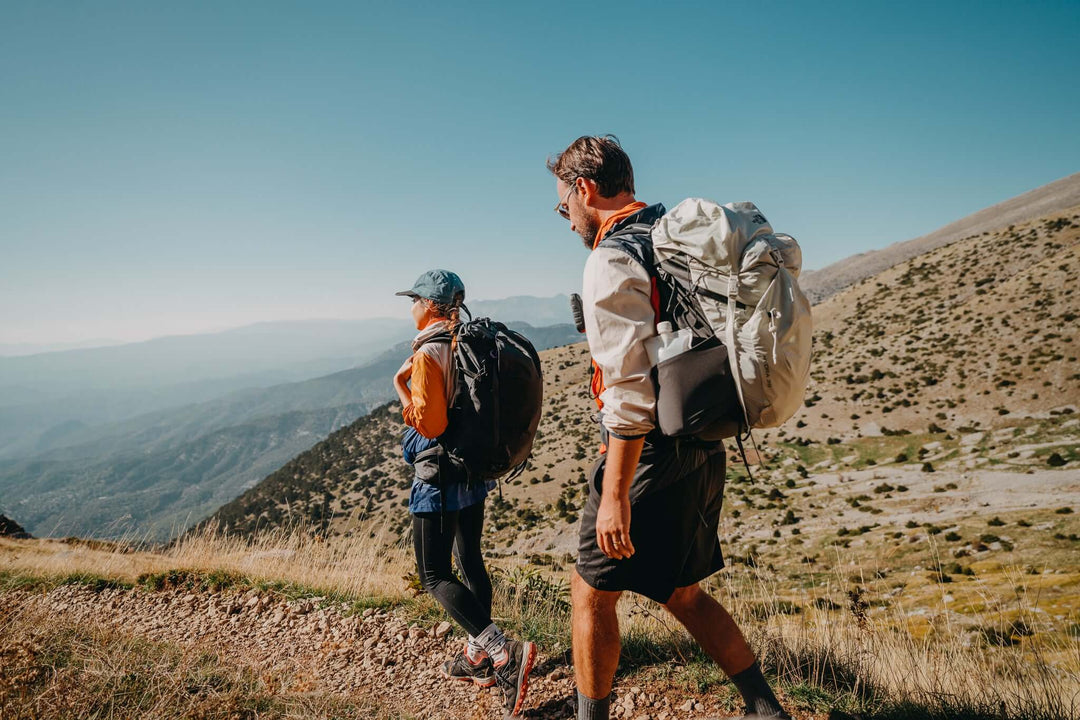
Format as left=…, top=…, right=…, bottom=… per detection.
left=413, top=318, right=543, bottom=487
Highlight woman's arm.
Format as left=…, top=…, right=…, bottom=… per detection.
left=394, top=356, right=413, bottom=410
left=402, top=350, right=448, bottom=439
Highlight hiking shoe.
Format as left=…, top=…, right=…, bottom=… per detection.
left=492, top=640, right=536, bottom=717
left=441, top=649, right=495, bottom=688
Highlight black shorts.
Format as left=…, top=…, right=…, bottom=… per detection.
left=576, top=438, right=727, bottom=604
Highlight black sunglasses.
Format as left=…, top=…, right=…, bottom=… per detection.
left=554, top=184, right=575, bottom=220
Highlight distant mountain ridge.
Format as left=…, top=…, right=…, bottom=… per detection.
left=468, top=295, right=572, bottom=328
left=0, top=318, right=416, bottom=460
left=801, top=172, right=1080, bottom=303
left=0, top=339, right=125, bottom=358
left=0, top=300, right=578, bottom=461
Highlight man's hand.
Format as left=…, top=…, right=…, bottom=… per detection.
left=594, top=435, right=645, bottom=560
left=596, top=493, right=634, bottom=559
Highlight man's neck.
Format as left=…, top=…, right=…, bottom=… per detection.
left=594, top=193, right=638, bottom=227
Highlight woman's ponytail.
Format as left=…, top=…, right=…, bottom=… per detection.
left=429, top=291, right=465, bottom=349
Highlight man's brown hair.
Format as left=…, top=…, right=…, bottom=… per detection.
left=547, top=134, right=635, bottom=198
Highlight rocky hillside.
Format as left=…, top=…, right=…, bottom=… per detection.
left=0, top=514, right=30, bottom=539
left=203, top=341, right=598, bottom=544
left=785, top=204, right=1080, bottom=445
left=205, top=204, right=1079, bottom=560
left=801, top=172, right=1080, bottom=303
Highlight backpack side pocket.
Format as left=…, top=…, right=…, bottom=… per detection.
left=655, top=335, right=742, bottom=440
left=414, top=445, right=447, bottom=487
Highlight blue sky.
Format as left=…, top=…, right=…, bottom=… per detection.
left=2, top=0, right=1078, bottom=345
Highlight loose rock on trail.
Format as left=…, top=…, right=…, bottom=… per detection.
left=4, top=583, right=807, bottom=720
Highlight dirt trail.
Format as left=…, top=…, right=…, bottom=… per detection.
left=3, top=583, right=819, bottom=720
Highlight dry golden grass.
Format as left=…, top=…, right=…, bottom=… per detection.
left=701, top=565, right=1080, bottom=719
left=167, top=521, right=413, bottom=601
left=3, top=524, right=1079, bottom=719
left=1, top=520, right=413, bottom=603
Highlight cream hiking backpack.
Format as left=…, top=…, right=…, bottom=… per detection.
left=648, top=199, right=813, bottom=433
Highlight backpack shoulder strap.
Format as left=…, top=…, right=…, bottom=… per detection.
left=596, top=222, right=657, bottom=273
left=417, top=331, right=452, bottom=347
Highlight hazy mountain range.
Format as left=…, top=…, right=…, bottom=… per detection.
left=0, top=296, right=575, bottom=460
left=0, top=319, right=580, bottom=539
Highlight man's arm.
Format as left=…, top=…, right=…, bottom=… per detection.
left=595, top=435, right=643, bottom=559
left=582, top=245, right=658, bottom=560
left=582, top=247, right=657, bottom=438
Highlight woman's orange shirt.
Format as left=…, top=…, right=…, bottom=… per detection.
left=402, top=347, right=450, bottom=439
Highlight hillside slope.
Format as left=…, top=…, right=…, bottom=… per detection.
left=801, top=172, right=1080, bottom=303
left=204, top=341, right=598, bottom=541
left=1, top=404, right=363, bottom=540
left=0, top=513, right=30, bottom=538
left=786, top=204, right=1080, bottom=443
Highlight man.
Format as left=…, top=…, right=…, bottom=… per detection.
left=548, top=135, right=791, bottom=720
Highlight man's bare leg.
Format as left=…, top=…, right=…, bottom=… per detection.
left=664, top=583, right=789, bottom=718
left=572, top=570, right=622, bottom=706
left=663, top=582, right=754, bottom=674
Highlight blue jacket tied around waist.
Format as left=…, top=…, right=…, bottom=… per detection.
left=402, top=427, right=493, bottom=514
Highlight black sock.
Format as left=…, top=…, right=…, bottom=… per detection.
left=577, top=691, right=611, bottom=720
left=730, top=661, right=788, bottom=718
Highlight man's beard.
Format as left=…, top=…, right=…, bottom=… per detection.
left=577, top=215, right=600, bottom=250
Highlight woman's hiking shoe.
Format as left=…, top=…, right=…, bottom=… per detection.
left=493, top=640, right=536, bottom=717
left=441, top=649, right=495, bottom=688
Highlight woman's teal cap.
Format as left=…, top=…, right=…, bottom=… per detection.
left=395, top=269, right=466, bottom=305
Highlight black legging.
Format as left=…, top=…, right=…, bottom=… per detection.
left=412, top=500, right=493, bottom=638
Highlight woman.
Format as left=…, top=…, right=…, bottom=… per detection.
left=393, top=269, right=536, bottom=718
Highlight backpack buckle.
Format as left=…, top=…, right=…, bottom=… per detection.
left=770, top=248, right=786, bottom=267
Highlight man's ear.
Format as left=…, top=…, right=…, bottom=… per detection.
left=576, top=177, right=600, bottom=206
